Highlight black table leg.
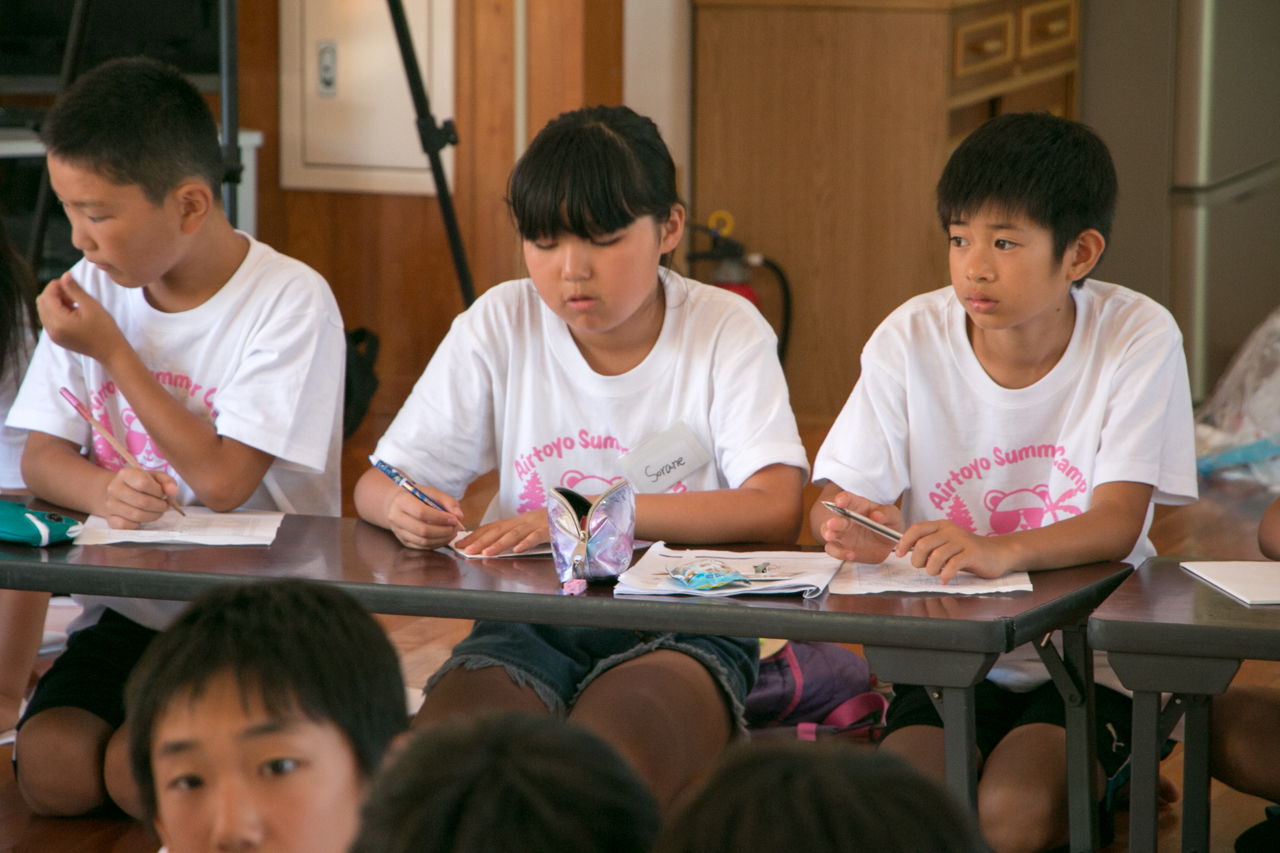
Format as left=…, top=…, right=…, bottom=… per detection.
left=1061, top=625, right=1100, bottom=853
left=1129, top=690, right=1162, bottom=853
left=1181, top=694, right=1213, bottom=853
left=938, top=684, right=979, bottom=813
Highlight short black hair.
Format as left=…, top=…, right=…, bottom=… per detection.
left=653, top=742, right=989, bottom=853
left=508, top=105, right=680, bottom=241
left=41, top=56, right=224, bottom=204
left=126, top=580, right=408, bottom=822
left=937, top=112, right=1117, bottom=280
left=350, top=714, right=661, bottom=853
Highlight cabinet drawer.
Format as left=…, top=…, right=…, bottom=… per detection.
left=1021, top=0, right=1076, bottom=58
left=954, top=12, right=1014, bottom=78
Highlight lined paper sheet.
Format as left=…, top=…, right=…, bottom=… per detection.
left=829, top=553, right=1033, bottom=595
left=73, top=508, right=284, bottom=546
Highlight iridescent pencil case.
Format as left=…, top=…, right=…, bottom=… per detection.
left=547, top=479, right=635, bottom=584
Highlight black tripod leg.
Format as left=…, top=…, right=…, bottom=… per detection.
left=26, top=0, right=91, bottom=276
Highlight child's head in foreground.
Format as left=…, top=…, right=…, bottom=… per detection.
left=507, top=104, right=684, bottom=341
left=125, top=580, right=408, bottom=853
left=938, top=112, right=1116, bottom=329
left=349, top=713, right=661, bottom=853
left=653, top=742, right=988, bottom=853
left=40, top=56, right=226, bottom=288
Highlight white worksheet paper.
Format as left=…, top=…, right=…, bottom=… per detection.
left=1181, top=561, right=1280, bottom=605
left=73, top=507, right=284, bottom=546
left=447, top=530, right=554, bottom=559
left=615, top=543, right=842, bottom=599
left=829, top=553, right=1033, bottom=595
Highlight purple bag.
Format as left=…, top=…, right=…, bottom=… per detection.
left=745, top=641, right=888, bottom=741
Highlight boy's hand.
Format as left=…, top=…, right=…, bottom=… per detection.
left=895, top=520, right=1018, bottom=584
left=36, top=273, right=129, bottom=363
left=103, top=467, right=179, bottom=529
left=819, top=491, right=903, bottom=564
left=386, top=486, right=464, bottom=551
left=456, top=510, right=550, bottom=557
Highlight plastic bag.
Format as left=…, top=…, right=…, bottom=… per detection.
left=1195, top=304, right=1280, bottom=486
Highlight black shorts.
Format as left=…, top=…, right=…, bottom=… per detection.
left=883, top=680, right=1134, bottom=780
left=18, top=608, right=159, bottom=731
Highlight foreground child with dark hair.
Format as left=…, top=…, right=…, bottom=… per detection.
left=810, top=112, right=1197, bottom=852
left=350, top=714, right=660, bottom=853
left=654, top=742, right=987, bottom=853
left=356, top=105, right=808, bottom=807
left=127, top=579, right=408, bottom=853
left=7, top=57, right=345, bottom=818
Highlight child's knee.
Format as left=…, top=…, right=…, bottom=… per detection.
left=103, top=725, right=144, bottom=820
left=978, top=779, right=1060, bottom=853
left=15, top=707, right=113, bottom=816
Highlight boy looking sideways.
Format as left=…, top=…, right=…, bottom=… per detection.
left=811, top=112, right=1196, bottom=853
left=6, top=58, right=344, bottom=818
left=126, top=580, right=408, bottom=853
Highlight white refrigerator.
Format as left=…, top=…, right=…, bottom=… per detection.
left=1081, top=0, right=1280, bottom=401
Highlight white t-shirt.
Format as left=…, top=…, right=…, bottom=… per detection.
left=7, top=234, right=346, bottom=631
left=374, top=271, right=809, bottom=521
left=813, top=281, right=1198, bottom=691
left=0, top=326, right=36, bottom=489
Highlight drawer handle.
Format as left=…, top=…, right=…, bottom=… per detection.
left=971, top=37, right=1005, bottom=56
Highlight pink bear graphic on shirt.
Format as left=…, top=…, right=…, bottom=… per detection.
left=90, top=408, right=170, bottom=473
left=983, top=485, right=1082, bottom=535
left=559, top=471, right=625, bottom=493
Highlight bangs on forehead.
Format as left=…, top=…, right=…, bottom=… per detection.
left=944, top=199, right=1040, bottom=229
left=510, top=120, right=670, bottom=242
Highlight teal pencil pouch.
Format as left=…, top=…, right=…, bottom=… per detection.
left=0, top=501, right=82, bottom=546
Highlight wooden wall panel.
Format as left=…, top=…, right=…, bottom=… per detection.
left=694, top=6, right=952, bottom=421
left=528, top=0, right=624, bottom=142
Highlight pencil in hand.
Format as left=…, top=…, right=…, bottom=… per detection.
left=59, top=387, right=186, bottom=517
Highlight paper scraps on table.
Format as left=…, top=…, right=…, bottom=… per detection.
left=73, top=507, right=284, bottom=546
left=615, top=543, right=842, bottom=598
left=828, top=553, right=1033, bottom=595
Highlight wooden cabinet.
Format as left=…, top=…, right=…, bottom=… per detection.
left=692, top=0, right=1079, bottom=421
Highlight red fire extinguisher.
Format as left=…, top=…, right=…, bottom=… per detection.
left=688, top=210, right=793, bottom=362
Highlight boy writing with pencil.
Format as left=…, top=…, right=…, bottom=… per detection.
left=811, top=113, right=1197, bottom=853
left=5, top=58, right=344, bottom=820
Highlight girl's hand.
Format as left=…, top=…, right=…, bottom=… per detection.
left=386, top=486, right=464, bottom=551
left=456, top=510, right=550, bottom=556
left=103, top=468, right=179, bottom=529
left=819, top=491, right=903, bottom=564
left=896, top=520, right=1018, bottom=584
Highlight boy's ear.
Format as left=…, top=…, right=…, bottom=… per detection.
left=1063, top=228, right=1106, bottom=282
left=173, top=180, right=216, bottom=236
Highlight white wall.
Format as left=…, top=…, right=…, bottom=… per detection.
left=623, top=0, right=692, bottom=205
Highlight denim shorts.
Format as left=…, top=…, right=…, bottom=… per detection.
left=427, top=622, right=760, bottom=735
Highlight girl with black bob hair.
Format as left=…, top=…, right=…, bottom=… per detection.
left=355, top=104, right=809, bottom=807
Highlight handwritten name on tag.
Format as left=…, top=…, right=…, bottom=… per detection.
left=618, top=421, right=712, bottom=494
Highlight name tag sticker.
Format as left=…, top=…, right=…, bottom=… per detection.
left=618, top=421, right=712, bottom=495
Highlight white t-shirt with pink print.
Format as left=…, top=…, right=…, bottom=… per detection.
left=813, top=280, right=1197, bottom=691
left=373, top=270, right=809, bottom=524
left=8, top=234, right=345, bottom=631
